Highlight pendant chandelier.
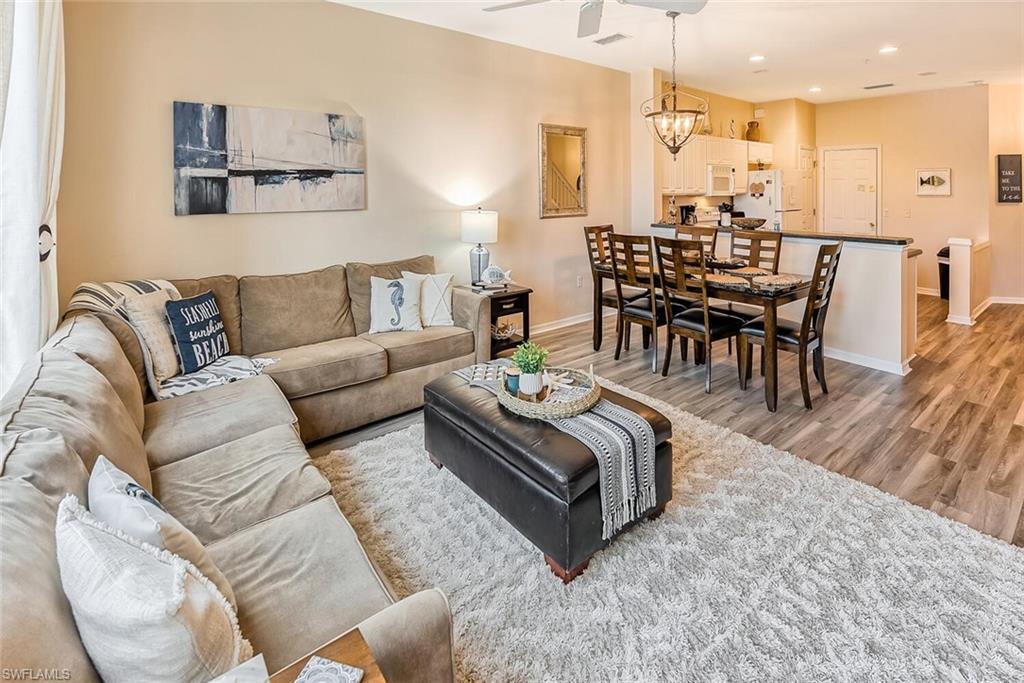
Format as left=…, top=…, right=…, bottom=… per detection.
left=641, top=11, right=708, bottom=159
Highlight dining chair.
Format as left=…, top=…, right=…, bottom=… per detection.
left=739, top=242, right=843, bottom=409
left=674, top=225, right=719, bottom=258
left=720, top=228, right=784, bottom=354
left=730, top=229, right=782, bottom=274
left=609, top=233, right=687, bottom=372
left=584, top=225, right=644, bottom=351
left=654, top=236, right=746, bottom=393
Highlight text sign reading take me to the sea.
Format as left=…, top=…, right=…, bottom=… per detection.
left=997, top=154, right=1022, bottom=204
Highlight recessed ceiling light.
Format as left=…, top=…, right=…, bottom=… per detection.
left=749, top=54, right=765, bottom=63
left=879, top=46, right=899, bottom=55
left=809, top=86, right=822, bottom=93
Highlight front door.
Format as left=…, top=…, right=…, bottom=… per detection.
left=822, top=147, right=878, bottom=234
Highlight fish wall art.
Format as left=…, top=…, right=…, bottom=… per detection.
left=915, top=168, right=952, bottom=197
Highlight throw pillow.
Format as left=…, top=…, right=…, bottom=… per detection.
left=123, top=288, right=180, bottom=383
left=165, top=290, right=229, bottom=374
left=368, top=276, right=422, bottom=334
left=87, top=455, right=237, bottom=609
left=55, top=495, right=252, bottom=683
left=402, top=271, right=455, bottom=327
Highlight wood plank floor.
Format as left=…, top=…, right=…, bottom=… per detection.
left=313, top=295, right=1024, bottom=546
left=531, top=295, right=1024, bottom=545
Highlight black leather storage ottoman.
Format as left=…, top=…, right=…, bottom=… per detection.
left=423, top=374, right=673, bottom=583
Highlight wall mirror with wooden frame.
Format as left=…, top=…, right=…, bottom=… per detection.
left=539, top=124, right=587, bottom=219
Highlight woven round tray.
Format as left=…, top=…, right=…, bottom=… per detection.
left=497, top=367, right=601, bottom=419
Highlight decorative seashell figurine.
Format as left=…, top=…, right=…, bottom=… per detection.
left=482, top=264, right=512, bottom=285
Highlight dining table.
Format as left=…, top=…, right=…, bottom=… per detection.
left=591, top=259, right=812, bottom=413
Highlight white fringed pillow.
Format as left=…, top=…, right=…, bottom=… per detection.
left=402, top=271, right=455, bottom=327
left=368, top=276, right=422, bottom=333
left=55, top=495, right=252, bottom=683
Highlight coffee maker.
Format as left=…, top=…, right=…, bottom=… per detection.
left=679, top=204, right=698, bottom=225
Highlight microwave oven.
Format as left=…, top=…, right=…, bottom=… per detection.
left=706, top=164, right=735, bottom=196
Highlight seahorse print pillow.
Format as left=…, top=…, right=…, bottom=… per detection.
left=368, top=275, right=423, bottom=334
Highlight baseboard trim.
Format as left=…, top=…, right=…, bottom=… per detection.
left=988, top=296, right=1024, bottom=305
left=946, top=314, right=975, bottom=326
left=916, top=287, right=941, bottom=297
left=972, top=297, right=993, bottom=319
left=531, top=309, right=614, bottom=335
left=823, top=348, right=912, bottom=376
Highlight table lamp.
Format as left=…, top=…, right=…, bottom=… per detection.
left=461, top=208, right=498, bottom=285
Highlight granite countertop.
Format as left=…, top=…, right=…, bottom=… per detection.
left=650, top=223, right=914, bottom=246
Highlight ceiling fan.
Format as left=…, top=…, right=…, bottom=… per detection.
left=483, top=0, right=708, bottom=38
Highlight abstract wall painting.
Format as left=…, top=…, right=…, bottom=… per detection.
left=173, top=101, right=366, bottom=215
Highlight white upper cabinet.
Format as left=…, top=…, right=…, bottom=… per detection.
left=705, top=136, right=731, bottom=166
left=731, top=139, right=748, bottom=194
left=660, top=145, right=680, bottom=193
left=680, top=135, right=707, bottom=195
left=748, top=141, right=774, bottom=165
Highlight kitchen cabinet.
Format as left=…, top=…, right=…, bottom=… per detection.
left=731, top=139, right=748, bottom=194
left=680, top=135, right=707, bottom=195
left=748, top=141, right=774, bottom=165
left=706, top=136, right=731, bottom=166
left=660, top=135, right=706, bottom=195
left=660, top=145, right=680, bottom=193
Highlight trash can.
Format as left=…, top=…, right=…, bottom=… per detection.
left=937, top=246, right=950, bottom=300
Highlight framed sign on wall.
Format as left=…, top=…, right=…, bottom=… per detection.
left=997, top=154, right=1022, bottom=204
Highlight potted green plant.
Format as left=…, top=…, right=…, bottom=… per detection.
left=510, top=341, right=549, bottom=396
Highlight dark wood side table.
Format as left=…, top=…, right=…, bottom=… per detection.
left=461, top=283, right=532, bottom=358
left=270, top=628, right=385, bottom=682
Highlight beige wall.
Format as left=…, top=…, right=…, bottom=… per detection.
left=58, top=1, right=630, bottom=326
left=988, top=82, right=1024, bottom=300
left=816, top=86, right=991, bottom=292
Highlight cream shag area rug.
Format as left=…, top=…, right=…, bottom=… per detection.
left=313, top=381, right=1024, bottom=682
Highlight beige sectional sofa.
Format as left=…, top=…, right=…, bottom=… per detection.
left=1, top=256, right=489, bottom=681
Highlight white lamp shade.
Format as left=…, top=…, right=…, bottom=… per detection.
left=460, top=209, right=498, bottom=244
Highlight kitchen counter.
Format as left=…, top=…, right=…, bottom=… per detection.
left=651, top=223, right=914, bottom=246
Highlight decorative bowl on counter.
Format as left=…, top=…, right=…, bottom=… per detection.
left=731, top=217, right=767, bottom=229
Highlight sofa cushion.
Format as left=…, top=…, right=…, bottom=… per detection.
left=208, top=496, right=393, bottom=673
left=239, top=265, right=355, bottom=356
left=1, top=429, right=97, bottom=680
left=143, top=374, right=296, bottom=468
left=49, top=314, right=145, bottom=432
left=86, top=310, right=151, bottom=400
left=1, top=478, right=100, bottom=682
left=124, top=288, right=181, bottom=385
left=361, top=326, right=474, bottom=374
left=346, top=255, right=435, bottom=335
left=89, top=455, right=237, bottom=609
left=257, top=337, right=387, bottom=400
left=151, top=424, right=330, bottom=545
left=172, top=274, right=243, bottom=355
left=55, top=496, right=251, bottom=683
left=2, top=347, right=152, bottom=490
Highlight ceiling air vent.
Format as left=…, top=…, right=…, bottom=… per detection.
left=594, top=33, right=629, bottom=45
left=863, top=83, right=895, bottom=90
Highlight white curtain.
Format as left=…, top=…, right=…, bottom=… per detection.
left=0, top=0, right=64, bottom=395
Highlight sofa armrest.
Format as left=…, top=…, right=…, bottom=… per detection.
left=452, top=287, right=490, bottom=363
left=358, top=588, right=455, bottom=683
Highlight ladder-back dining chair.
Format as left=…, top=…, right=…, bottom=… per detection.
left=654, top=237, right=746, bottom=393
left=609, top=233, right=687, bottom=372
left=674, top=225, right=719, bottom=258
left=739, top=242, right=843, bottom=409
left=585, top=225, right=644, bottom=351
left=730, top=229, right=782, bottom=274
